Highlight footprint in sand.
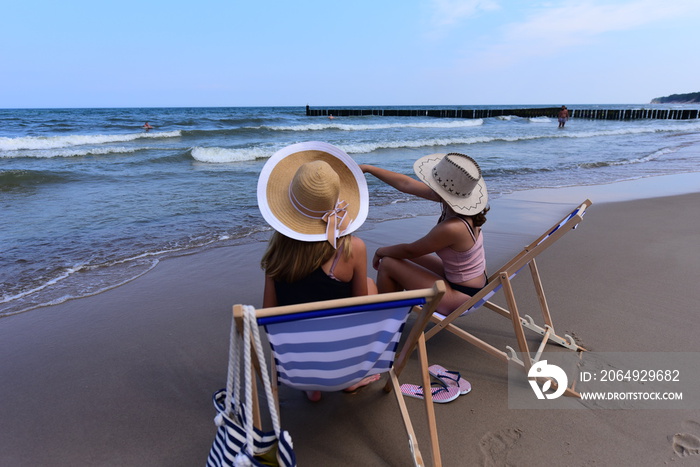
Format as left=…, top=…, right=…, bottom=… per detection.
left=671, top=420, right=700, bottom=458
left=479, top=428, right=522, bottom=467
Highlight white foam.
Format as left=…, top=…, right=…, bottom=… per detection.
left=561, top=121, right=700, bottom=139
left=270, top=121, right=700, bottom=155
left=529, top=116, right=551, bottom=123
left=190, top=146, right=270, bottom=163
left=339, top=136, right=494, bottom=154
left=613, top=147, right=676, bottom=165
left=0, top=130, right=181, bottom=151
left=1, top=146, right=143, bottom=159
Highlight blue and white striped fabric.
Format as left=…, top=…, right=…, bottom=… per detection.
left=265, top=307, right=411, bottom=392
left=207, top=390, right=296, bottom=467
left=536, top=207, right=582, bottom=246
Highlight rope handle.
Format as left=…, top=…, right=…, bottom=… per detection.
left=221, top=309, right=243, bottom=419
left=218, top=305, right=283, bottom=454
left=242, top=305, right=254, bottom=450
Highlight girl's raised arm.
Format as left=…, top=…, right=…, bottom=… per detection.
left=361, top=164, right=440, bottom=201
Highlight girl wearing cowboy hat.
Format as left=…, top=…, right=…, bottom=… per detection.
left=258, top=142, right=379, bottom=400
left=361, top=153, right=489, bottom=315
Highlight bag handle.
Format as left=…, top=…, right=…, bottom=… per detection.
left=220, top=309, right=243, bottom=421
left=217, top=305, right=283, bottom=457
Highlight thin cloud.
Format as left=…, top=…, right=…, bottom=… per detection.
left=429, top=0, right=500, bottom=28
left=470, top=0, right=700, bottom=68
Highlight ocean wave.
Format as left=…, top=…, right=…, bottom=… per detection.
left=0, top=258, right=160, bottom=318
left=0, top=225, right=269, bottom=318
left=190, top=146, right=273, bottom=163
left=0, top=130, right=181, bottom=151
left=0, top=169, right=69, bottom=189
left=260, top=119, right=484, bottom=132
left=190, top=122, right=700, bottom=162
left=0, top=146, right=146, bottom=159
left=338, top=137, right=494, bottom=153
left=488, top=166, right=556, bottom=177
left=529, top=116, right=552, bottom=123
left=578, top=147, right=677, bottom=169
left=355, top=122, right=700, bottom=151
left=565, top=121, right=700, bottom=138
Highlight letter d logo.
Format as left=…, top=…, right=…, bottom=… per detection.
left=528, top=360, right=568, bottom=400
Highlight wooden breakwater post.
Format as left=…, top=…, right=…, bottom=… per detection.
left=305, top=106, right=700, bottom=120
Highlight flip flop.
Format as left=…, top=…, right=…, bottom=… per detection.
left=400, top=381, right=460, bottom=403
left=428, top=364, right=472, bottom=395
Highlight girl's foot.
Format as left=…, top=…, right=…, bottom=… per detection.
left=305, top=390, right=321, bottom=402
left=343, top=374, right=381, bottom=393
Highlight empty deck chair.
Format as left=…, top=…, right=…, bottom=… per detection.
left=234, top=281, right=447, bottom=467
left=424, top=200, right=592, bottom=397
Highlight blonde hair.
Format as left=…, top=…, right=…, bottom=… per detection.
left=261, top=232, right=353, bottom=283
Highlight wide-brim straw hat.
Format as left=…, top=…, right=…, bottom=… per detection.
left=413, top=152, right=488, bottom=215
left=257, top=141, right=369, bottom=245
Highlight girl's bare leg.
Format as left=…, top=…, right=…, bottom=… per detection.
left=408, top=254, right=445, bottom=276
left=376, top=257, right=472, bottom=314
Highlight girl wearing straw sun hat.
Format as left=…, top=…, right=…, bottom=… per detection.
left=360, top=152, right=489, bottom=315
left=258, top=142, right=379, bottom=400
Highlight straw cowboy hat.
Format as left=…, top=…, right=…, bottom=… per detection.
left=257, top=141, right=369, bottom=247
left=413, top=152, right=488, bottom=215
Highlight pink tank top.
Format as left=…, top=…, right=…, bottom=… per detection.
left=436, top=218, right=485, bottom=283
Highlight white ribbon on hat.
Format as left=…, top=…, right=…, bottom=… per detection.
left=289, top=185, right=350, bottom=248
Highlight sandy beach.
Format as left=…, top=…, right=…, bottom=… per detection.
left=2, top=173, right=700, bottom=466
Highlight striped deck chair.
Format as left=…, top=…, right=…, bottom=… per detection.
left=234, top=280, right=447, bottom=467
left=424, top=200, right=592, bottom=397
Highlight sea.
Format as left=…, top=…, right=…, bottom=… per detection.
left=2, top=104, right=700, bottom=318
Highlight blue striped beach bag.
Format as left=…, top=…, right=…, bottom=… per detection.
left=207, top=306, right=296, bottom=467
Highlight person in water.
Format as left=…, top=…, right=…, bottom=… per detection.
left=143, top=122, right=153, bottom=130
left=558, top=106, right=569, bottom=128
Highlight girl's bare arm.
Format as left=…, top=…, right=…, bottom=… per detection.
left=360, top=164, right=440, bottom=201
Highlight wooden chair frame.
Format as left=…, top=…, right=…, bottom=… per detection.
left=424, top=200, right=592, bottom=397
left=233, top=280, right=447, bottom=467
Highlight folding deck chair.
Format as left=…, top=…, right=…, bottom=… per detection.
left=234, top=280, right=447, bottom=467
left=424, top=200, right=592, bottom=397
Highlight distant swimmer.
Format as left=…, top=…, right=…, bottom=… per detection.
left=143, top=122, right=153, bottom=130
left=328, top=114, right=334, bottom=120
left=558, top=106, right=569, bottom=128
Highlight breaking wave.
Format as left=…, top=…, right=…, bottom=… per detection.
left=1, top=146, right=146, bottom=159
left=0, top=130, right=181, bottom=151
left=190, top=146, right=273, bottom=163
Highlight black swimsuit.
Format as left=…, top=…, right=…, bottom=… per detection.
left=274, top=246, right=352, bottom=306
left=447, top=279, right=486, bottom=297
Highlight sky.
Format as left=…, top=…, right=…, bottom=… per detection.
left=2, top=0, right=700, bottom=108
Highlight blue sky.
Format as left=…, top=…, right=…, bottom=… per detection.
left=3, top=0, right=700, bottom=108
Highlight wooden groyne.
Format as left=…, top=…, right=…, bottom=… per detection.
left=305, top=106, right=700, bottom=120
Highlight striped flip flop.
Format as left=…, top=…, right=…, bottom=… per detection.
left=400, top=381, right=460, bottom=403
left=428, top=364, right=472, bottom=395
